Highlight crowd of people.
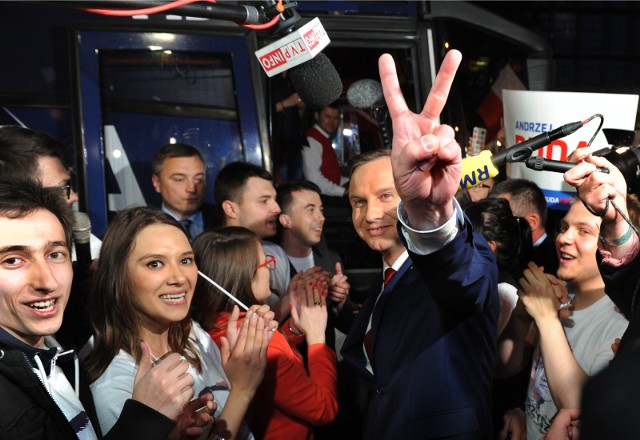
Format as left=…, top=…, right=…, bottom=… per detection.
left=0, top=47, right=639, bottom=440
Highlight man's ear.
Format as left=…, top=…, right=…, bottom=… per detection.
left=525, top=212, right=542, bottom=232
left=487, top=239, right=497, bottom=254
left=151, top=174, right=161, bottom=193
left=222, top=200, right=239, bottom=220
left=279, top=213, right=292, bottom=229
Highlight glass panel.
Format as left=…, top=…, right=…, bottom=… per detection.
left=98, top=49, right=243, bottom=214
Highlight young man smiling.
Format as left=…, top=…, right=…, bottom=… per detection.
left=498, top=199, right=628, bottom=439
left=276, top=180, right=352, bottom=344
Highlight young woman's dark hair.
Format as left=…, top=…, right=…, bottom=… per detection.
left=191, top=227, right=262, bottom=331
left=84, top=206, right=200, bottom=382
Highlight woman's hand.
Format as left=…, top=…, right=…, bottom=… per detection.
left=290, top=274, right=329, bottom=345
left=221, top=306, right=273, bottom=395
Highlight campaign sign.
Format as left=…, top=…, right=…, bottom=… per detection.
left=503, top=90, right=638, bottom=210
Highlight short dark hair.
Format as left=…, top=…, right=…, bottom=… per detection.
left=0, top=126, right=71, bottom=180
left=348, top=149, right=391, bottom=178
left=276, top=180, right=322, bottom=214
left=316, top=102, right=340, bottom=114
left=0, top=178, right=74, bottom=250
left=213, top=161, right=273, bottom=218
left=490, top=178, right=548, bottom=226
left=152, top=143, right=204, bottom=175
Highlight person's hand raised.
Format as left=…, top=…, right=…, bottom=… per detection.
left=379, top=50, right=463, bottom=230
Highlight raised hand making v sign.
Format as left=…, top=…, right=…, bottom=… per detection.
left=380, top=50, right=462, bottom=230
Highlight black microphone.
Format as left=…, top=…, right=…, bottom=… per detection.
left=73, top=212, right=93, bottom=275
left=288, top=53, right=342, bottom=109
left=459, top=120, right=585, bottom=190
left=525, top=156, right=610, bottom=174
left=492, top=121, right=585, bottom=165
left=346, top=79, right=392, bottom=148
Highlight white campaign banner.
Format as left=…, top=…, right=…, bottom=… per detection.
left=503, top=90, right=638, bottom=210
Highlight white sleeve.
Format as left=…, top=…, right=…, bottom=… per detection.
left=89, top=354, right=137, bottom=435
left=396, top=198, right=464, bottom=255
left=302, top=137, right=346, bottom=197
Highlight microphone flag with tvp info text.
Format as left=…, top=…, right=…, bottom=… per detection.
left=255, top=18, right=342, bottom=109
left=501, top=90, right=638, bottom=210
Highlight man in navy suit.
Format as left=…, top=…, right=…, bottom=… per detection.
left=340, top=50, right=499, bottom=439
left=151, top=142, right=219, bottom=238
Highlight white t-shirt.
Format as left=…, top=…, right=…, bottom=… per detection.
left=288, top=253, right=315, bottom=273
left=525, top=294, right=629, bottom=440
left=90, top=321, right=252, bottom=438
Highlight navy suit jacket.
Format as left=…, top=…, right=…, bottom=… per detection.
left=341, top=219, right=499, bottom=439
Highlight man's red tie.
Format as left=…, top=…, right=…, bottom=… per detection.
left=364, top=268, right=397, bottom=363
left=383, top=267, right=396, bottom=286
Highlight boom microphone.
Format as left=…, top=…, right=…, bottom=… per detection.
left=346, top=79, right=393, bottom=148
left=459, top=120, right=585, bottom=190
left=255, top=17, right=342, bottom=109
left=346, top=79, right=383, bottom=109
left=288, top=53, right=342, bottom=109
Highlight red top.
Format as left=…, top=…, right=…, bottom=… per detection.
left=208, top=312, right=338, bottom=440
left=305, top=126, right=342, bottom=185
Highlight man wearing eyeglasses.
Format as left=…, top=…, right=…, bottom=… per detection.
left=0, top=125, right=102, bottom=261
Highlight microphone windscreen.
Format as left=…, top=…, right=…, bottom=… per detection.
left=459, top=150, right=500, bottom=191
left=288, top=53, right=342, bottom=110
left=73, top=211, right=92, bottom=244
left=347, top=79, right=384, bottom=109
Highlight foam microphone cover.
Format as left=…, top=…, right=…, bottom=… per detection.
left=288, top=53, right=342, bottom=110
left=346, top=79, right=384, bottom=109
left=73, top=211, right=92, bottom=244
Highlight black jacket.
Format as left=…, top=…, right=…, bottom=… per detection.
left=0, top=330, right=175, bottom=440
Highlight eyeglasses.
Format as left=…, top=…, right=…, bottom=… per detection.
left=256, top=254, right=276, bottom=271
left=49, top=183, right=72, bottom=200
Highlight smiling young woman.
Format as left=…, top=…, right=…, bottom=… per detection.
left=84, top=207, right=271, bottom=439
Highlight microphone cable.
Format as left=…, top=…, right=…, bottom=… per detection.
left=82, top=0, right=284, bottom=30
